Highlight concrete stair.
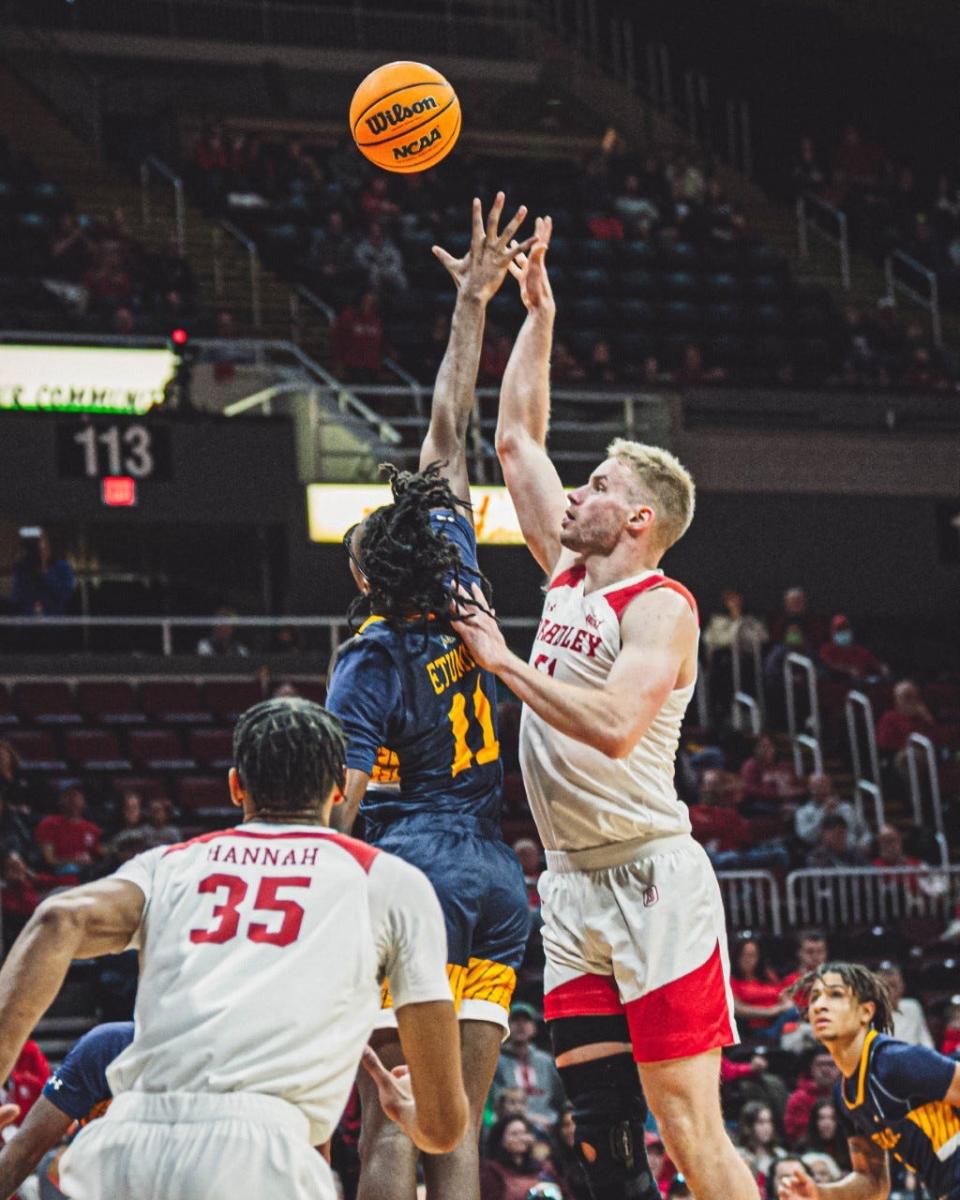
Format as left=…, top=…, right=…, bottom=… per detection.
left=0, top=65, right=323, bottom=349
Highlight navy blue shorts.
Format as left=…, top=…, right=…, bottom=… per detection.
left=365, top=810, right=530, bottom=1021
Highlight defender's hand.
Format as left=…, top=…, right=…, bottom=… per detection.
left=361, top=1045, right=416, bottom=1134
left=451, top=583, right=510, bottom=673
left=432, top=193, right=535, bottom=303
left=508, top=215, right=555, bottom=316
left=777, top=1165, right=819, bottom=1200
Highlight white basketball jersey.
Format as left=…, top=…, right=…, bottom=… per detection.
left=108, top=822, right=450, bottom=1145
left=519, top=567, right=697, bottom=853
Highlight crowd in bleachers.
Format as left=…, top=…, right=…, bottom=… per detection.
left=183, top=122, right=960, bottom=393
left=0, top=133, right=209, bottom=336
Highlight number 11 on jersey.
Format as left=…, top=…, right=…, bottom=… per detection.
left=447, top=678, right=500, bottom=778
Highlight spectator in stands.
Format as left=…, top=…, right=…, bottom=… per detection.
left=112, top=305, right=138, bottom=336
left=491, top=1086, right=530, bottom=1124
left=8, top=1039, right=50, bottom=1124
left=689, top=769, right=789, bottom=870
left=0, top=739, right=34, bottom=819
left=155, top=233, right=196, bottom=304
left=789, top=137, right=827, bottom=197
left=82, top=249, right=134, bottom=316
left=34, top=785, right=101, bottom=879
left=355, top=221, right=408, bottom=295
left=876, top=962, right=934, bottom=1048
left=332, top=291, right=384, bottom=382
left=491, top=1003, right=566, bottom=1131
left=104, top=789, right=148, bottom=866
left=800, top=1099, right=850, bottom=1171
left=550, top=1105, right=592, bottom=1200
left=766, top=1158, right=808, bottom=1200
left=769, top=587, right=827, bottom=648
left=783, top=1051, right=839, bottom=1142
left=781, top=930, right=829, bottom=990
left=762, top=623, right=817, bottom=724
left=0, top=849, right=52, bottom=944
left=671, top=342, right=727, bottom=387
left=10, top=527, right=75, bottom=617
left=140, top=797, right=182, bottom=850
left=832, top=124, right=884, bottom=190
left=613, top=172, right=660, bottom=227
left=739, top=734, right=805, bottom=816
left=804, top=813, right=867, bottom=868
left=730, top=937, right=791, bottom=1035
left=876, top=680, right=941, bottom=769
left=703, top=588, right=768, bottom=661
left=307, top=210, right=363, bottom=307
left=872, top=824, right=922, bottom=874
left=793, top=772, right=868, bottom=852
left=359, top=176, right=400, bottom=224
left=586, top=338, right=618, bottom=385
left=0, top=787, right=37, bottom=869
left=941, top=998, right=960, bottom=1057
left=736, top=1101, right=786, bottom=1193
left=511, top=838, right=543, bottom=910
left=817, top=615, right=888, bottom=682
left=550, top=340, right=587, bottom=384
left=47, top=211, right=93, bottom=283
left=479, top=1115, right=566, bottom=1200
left=196, top=606, right=250, bottom=657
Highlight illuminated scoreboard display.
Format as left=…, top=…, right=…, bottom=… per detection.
left=0, top=343, right=176, bottom=414
left=307, top=483, right=526, bottom=545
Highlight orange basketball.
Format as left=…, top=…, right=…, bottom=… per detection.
left=349, top=61, right=461, bottom=174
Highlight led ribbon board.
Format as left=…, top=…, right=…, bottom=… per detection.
left=307, top=483, right=526, bottom=545
left=0, top=345, right=176, bottom=414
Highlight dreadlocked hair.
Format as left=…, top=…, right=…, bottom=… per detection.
left=233, top=697, right=346, bottom=818
left=787, top=962, right=895, bottom=1034
left=348, top=462, right=493, bottom=640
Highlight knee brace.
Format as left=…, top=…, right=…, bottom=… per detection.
left=557, top=1054, right=660, bottom=1200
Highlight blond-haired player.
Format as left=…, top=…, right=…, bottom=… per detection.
left=453, top=221, right=758, bottom=1200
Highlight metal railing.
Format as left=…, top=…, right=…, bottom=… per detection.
left=784, top=653, right=823, bottom=776
left=845, top=690, right=885, bottom=832
left=5, top=0, right=535, bottom=58
left=0, top=614, right=540, bottom=659
left=787, top=864, right=960, bottom=929
left=140, top=157, right=186, bottom=256
left=288, top=285, right=334, bottom=344
left=730, top=624, right=765, bottom=734
left=885, top=250, right=943, bottom=349
left=214, top=222, right=261, bottom=328
left=906, top=733, right=949, bottom=866
left=717, top=871, right=781, bottom=935
left=797, top=193, right=851, bottom=291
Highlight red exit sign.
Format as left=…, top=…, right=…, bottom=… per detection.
left=101, top=476, right=138, bottom=507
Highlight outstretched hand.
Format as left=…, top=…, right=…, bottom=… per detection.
left=777, top=1165, right=819, bottom=1200
left=432, top=193, right=536, bottom=303
left=451, top=582, right=510, bottom=673
left=361, top=1045, right=416, bottom=1134
left=508, top=215, right=555, bottom=315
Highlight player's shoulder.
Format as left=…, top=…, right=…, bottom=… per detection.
left=67, top=1021, right=135, bottom=1065
left=615, top=577, right=699, bottom=639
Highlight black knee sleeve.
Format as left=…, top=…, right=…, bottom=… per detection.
left=557, top=1054, right=660, bottom=1200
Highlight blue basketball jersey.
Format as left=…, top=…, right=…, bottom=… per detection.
left=327, top=509, right=503, bottom=825
left=837, top=1031, right=960, bottom=1198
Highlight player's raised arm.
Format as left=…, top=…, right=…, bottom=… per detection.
left=423, top=193, right=535, bottom=506
left=453, top=582, right=697, bottom=758
left=0, top=877, right=144, bottom=1082
left=497, top=221, right=570, bottom=575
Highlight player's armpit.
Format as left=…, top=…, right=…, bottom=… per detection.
left=331, top=769, right=370, bottom=835
left=395, top=1000, right=468, bottom=1155
left=0, top=1095, right=71, bottom=1200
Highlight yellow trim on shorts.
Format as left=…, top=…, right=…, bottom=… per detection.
left=463, top=957, right=517, bottom=1013
left=381, top=964, right=465, bottom=1012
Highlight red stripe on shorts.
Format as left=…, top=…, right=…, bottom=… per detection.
left=543, top=973, right=623, bottom=1021
left=624, top=941, right=734, bottom=1063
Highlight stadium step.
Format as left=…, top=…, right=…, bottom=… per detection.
left=0, top=64, right=304, bottom=344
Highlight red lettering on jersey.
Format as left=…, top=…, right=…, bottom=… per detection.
left=241, top=847, right=260, bottom=865
left=300, top=847, right=319, bottom=867
left=262, top=848, right=279, bottom=866
left=570, top=629, right=586, bottom=652
left=585, top=633, right=602, bottom=658
left=280, top=849, right=299, bottom=866
left=221, top=846, right=238, bottom=864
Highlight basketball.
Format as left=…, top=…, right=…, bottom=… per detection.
left=349, top=61, right=461, bottom=173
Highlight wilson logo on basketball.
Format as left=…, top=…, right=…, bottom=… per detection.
left=365, top=95, right=439, bottom=136
left=393, top=127, right=442, bottom=161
